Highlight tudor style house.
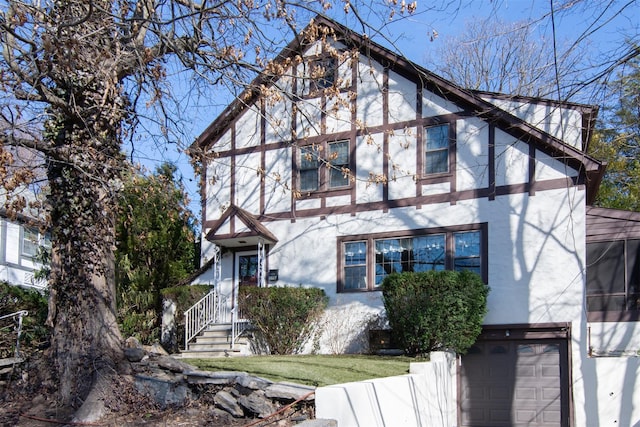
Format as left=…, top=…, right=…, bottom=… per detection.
left=188, top=16, right=640, bottom=427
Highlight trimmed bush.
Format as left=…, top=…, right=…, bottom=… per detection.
left=239, top=286, right=328, bottom=355
left=382, top=270, right=489, bottom=356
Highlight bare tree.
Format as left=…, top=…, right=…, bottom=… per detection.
left=0, top=0, right=418, bottom=419
left=426, top=1, right=639, bottom=103
left=428, top=17, right=584, bottom=98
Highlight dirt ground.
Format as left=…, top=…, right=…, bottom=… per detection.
left=0, top=355, right=314, bottom=427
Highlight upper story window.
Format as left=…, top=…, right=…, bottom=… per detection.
left=339, top=224, right=486, bottom=292
left=298, top=140, right=350, bottom=192
left=586, top=239, right=640, bottom=321
left=424, top=124, right=450, bottom=175
left=306, top=57, right=337, bottom=95
left=22, top=227, right=49, bottom=259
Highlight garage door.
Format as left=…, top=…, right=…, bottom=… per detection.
left=460, top=339, right=569, bottom=427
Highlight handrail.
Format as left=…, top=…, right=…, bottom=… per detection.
left=185, top=290, right=216, bottom=349
left=0, top=310, right=29, bottom=359
left=184, top=289, right=232, bottom=349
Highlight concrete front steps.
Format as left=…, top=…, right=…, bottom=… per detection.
left=181, top=323, right=250, bottom=358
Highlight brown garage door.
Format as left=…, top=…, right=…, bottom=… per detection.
left=460, top=339, right=569, bottom=427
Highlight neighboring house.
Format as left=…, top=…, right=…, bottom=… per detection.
left=0, top=143, right=49, bottom=292
left=188, top=16, right=640, bottom=426
left=0, top=210, right=49, bottom=291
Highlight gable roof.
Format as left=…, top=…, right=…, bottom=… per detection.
left=191, top=15, right=605, bottom=204
left=204, top=204, right=278, bottom=248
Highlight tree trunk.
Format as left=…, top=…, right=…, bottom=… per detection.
left=36, top=2, right=131, bottom=412
left=45, top=144, right=125, bottom=411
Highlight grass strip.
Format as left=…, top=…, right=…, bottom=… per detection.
left=188, top=354, right=416, bottom=387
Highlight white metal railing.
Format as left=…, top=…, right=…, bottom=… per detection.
left=184, top=290, right=230, bottom=349
left=0, top=310, right=29, bottom=359
left=231, top=306, right=250, bottom=348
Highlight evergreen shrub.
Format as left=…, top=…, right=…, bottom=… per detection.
left=382, top=270, right=489, bottom=356
left=239, top=286, right=328, bottom=355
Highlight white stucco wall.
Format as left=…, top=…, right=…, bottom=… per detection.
left=316, top=352, right=457, bottom=427
left=482, top=97, right=585, bottom=148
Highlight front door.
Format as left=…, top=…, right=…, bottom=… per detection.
left=237, top=252, right=259, bottom=287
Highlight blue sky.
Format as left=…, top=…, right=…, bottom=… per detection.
left=132, top=0, right=640, bottom=229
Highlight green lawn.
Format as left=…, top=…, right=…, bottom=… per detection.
left=187, top=355, right=416, bottom=387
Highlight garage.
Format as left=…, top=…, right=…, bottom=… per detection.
left=459, top=325, right=571, bottom=427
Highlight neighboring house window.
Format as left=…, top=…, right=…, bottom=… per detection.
left=424, top=124, right=450, bottom=175
left=21, top=227, right=50, bottom=260
left=297, top=140, right=350, bottom=192
left=22, top=228, right=40, bottom=258
left=586, top=239, right=640, bottom=321
left=338, top=225, right=486, bottom=292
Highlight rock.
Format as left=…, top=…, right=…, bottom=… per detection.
left=237, top=374, right=273, bottom=390
left=124, top=347, right=145, bottom=362
left=214, top=390, right=245, bottom=418
left=297, top=420, right=338, bottom=427
left=186, top=370, right=247, bottom=385
left=125, top=337, right=142, bottom=349
left=210, top=407, right=235, bottom=425
left=146, top=342, right=169, bottom=356
left=154, top=355, right=194, bottom=373
left=134, top=373, right=192, bottom=409
left=265, top=382, right=316, bottom=401
left=237, top=390, right=277, bottom=418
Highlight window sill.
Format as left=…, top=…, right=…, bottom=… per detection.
left=587, top=311, right=640, bottom=322
left=337, top=288, right=382, bottom=294
left=296, top=186, right=352, bottom=199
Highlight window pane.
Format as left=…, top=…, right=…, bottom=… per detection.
left=329, top=141, right=349, bottom=164
left=454, top=231, right=481, bottom=274
left=627, top=240, right=640, bottom=294
left=587, top=295, right=626, bottom=312
left=329, top=168, right=349, bottom=188
left=375, top=238, right=412, bottom=284
left=587, top=241, right=625, bottom=295
left=300, top=169, right=318, bottom=191
left=426, top=125, right=449, bottom=150
left=300, top=147, right=318, bottom=169
left=412, top=235, right=445, bottom=272
left=344, top=241, right=367, bottom=289
left=299, top=146, right=318, bottom=191
left=425, top=125, right=449, bottom=174
left=425, top=150, right=448, bottom=174
left=239, top=255, right=258, bottom=286
left=23, top=229, right=39, bottom=257
left=314, top=57, right=336, bottom=90
left=329, top=141, right=349, bottom=188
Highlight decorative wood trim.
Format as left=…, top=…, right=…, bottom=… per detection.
left=260, top=98, right=266, bottom=215
left=488, top=124, right=496, bottom=201
left=529, top=141, right=536, bottom=196
left=350, top=52, right=358, bottom=215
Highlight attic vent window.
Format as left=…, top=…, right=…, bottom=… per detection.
left=308, top=57, right=336, bottom=94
